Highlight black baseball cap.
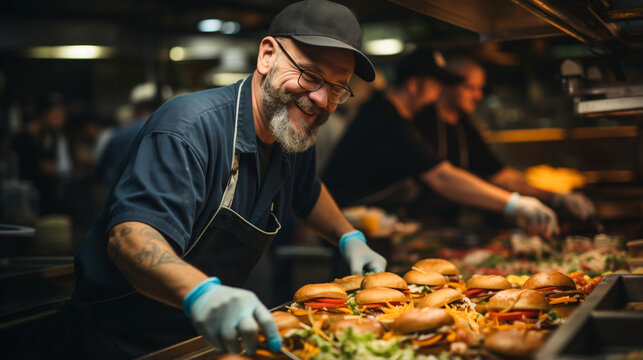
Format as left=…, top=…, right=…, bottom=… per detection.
left=268, top=0, right=376, bottom=82
left=394, top=48, right=464, bottom=86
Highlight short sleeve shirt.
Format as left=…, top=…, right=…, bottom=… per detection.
left=414, top=105, right=503, bottom=178
left=73, top=76, right=321, bottom=302
left=322, top=92, right=442, bottom=207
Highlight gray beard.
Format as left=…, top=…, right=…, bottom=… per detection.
left=261, top=66, right=329, bottom=154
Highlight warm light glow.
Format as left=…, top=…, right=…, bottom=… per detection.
left=364, top=39, right=404, bottom=56
left=26, top=45, right=113, bottom=59
left=211, top=73, right=249, bottom=86
left=169, top=47, right=186, bottom=61
left=198, top=19, right=222, bottom=32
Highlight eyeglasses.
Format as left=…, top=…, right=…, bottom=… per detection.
left=275, top=40, right=354, bottom=105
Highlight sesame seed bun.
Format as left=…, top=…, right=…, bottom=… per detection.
left=293, top=283, right=347, bottom=302
left=417, top=288, right=463, bottom=308
left=487, top=289, right=551, bottom=312
left=466, top=275, right=512, bottom=290
left=403, top=270, right=447, bottom=287
left=484, top=329, right=546, bottom=357
left=413, top=259, right=459, bottom=275
left=355, top=287, right=406, bottom=305
left=391, top=307, right=454, bottom=334
left=328, top=317, right=384, bottom=337
left=332, top=275, right=365, bottom=292
left=361, top=272, right=408, bottom=290
left=522, top=271, right=576, bottom=290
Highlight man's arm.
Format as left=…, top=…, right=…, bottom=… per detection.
left=422, top=161, right=511, bottom=211
left=107, top=221, right=208, bottom=308
left=489, top=166, right=555, bottom=203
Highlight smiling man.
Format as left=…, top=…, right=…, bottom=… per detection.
left=67, top=1, right=386, bottom=358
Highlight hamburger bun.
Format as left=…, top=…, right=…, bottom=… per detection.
left=293, top=283, right=347, bottom=302
left=332, top=275, right=365, bottom=292
left=418, top=288, right=462, bottom=308
left=522, top=271, right=576, bottom=290
left=391, top=307, right=454, bottom=334
left=483, top=329, right=546, bottom=358
left=403, top=270, right=447, bottom=287
left=355, top=287, right=406, bottom=305
left=487, top=289, right=551, bottom=312
left=466, top=275, right=512, bottom=290
left=272, top=311, right=304, bottom=330
left=361, top=272, right=408, bottom=290
left=413, top=259, right=459, bottom=275
left=328, top=317, right=384, bottom=337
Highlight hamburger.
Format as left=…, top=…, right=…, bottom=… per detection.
left=354, top=287, right=407, bottom=316
left=465, top=275, right=512, bottom=313
left=486, top=289, right=551, bottom=326
left=391, top=307, right=455, bottom=354
left=332, top=275, right=364, bottom=293
left=483, top=328, right=547, bottom=358
left=361, top=272, right=408, bottom=291
left=403, top=269, right=447, bottom=305
left=289, top=283, right=352, bottom=324
left=256, top=312, right=305, bottom=360
left=328, top=317, right=384, bottom=338
left=418, top=288, right=472, bottom=310
left=412, top=258, right=464, bottom=287
left=522, top=271, right=585, bottom=318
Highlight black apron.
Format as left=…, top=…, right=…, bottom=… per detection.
left=66, top=78, right=282, bottom=359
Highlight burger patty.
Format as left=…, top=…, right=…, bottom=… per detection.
left=547, top=290, right=585, bottom=299
left=468, top=290, right=499, bottom=303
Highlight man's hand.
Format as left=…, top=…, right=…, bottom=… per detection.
left=552, top=192, right=596, bottom=220
left=505, top=193, right=560, bottom=238
left=339, top=230, right=387, bottom=275
left=184, top=278, right=281, bottom=355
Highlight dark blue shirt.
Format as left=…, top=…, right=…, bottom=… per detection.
left=74, top=76, right=321, bottom=302
left=96, top=119, right=146, bottom=186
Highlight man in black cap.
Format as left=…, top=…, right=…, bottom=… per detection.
left=323, top=48, right=559, bottom=237
left=68, top=0, right=385, bottom=358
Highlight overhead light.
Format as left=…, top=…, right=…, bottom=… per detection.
left=210, top=72, right=250, bottom=87
left=169, top=47, right=186, bottom=61
left=364, top=39, right=404, bottom=56
left=198, top=19, right=223, bottom=33
left=26, top=45, right=114, bottom=59
left=221, top=21, right=241, bottom=35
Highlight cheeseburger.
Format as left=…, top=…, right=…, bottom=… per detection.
left=354, top=287, right=406, bottom=315
left=418, top=288, right=472, bottom=310
left=332, top=275, right=364, bottom=293
left=465, top=275, right=512, bottom=313
left=391, top=307, right=455, bottom=354
left=486, top=289, right=551, bottom=325
left=413, top=258, right=463, bottom=286
left=483, top=328, right=546, bottom=358
left=403, top=270, right=446, bottom=305
left=256, top=312, right=306, bottom=360
left=361, top=272, right=408, bottom=291
left=522, top=271, right=585, bottom=318
left=290, top=283, right=351, bottom=324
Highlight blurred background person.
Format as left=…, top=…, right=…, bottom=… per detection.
left=95, top=82, right=171, bottom=186
left=413, top=58, right=596, bottom=225
left=10, top=92, right=72, bottom=215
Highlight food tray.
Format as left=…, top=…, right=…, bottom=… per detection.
left=536, top=274, right=643, bottom=359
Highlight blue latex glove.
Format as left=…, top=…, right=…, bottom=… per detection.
left=184, top=277, right=281, bottom=354
left=552, top=192, right=596, bottom=220
left=339, top=230, right=387, bottom=275
left=505, top=193, right=560, bottom=238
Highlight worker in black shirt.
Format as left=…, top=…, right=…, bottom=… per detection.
left=415, top=58, right=596, bottom=221
left=323, top=49, right=560, bottom=237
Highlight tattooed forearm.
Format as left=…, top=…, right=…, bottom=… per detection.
left=140, top=226, right=165, bottom=241
left=107, top=226, right=132, bottom=259
left=134, top=239, right=186, bottom=269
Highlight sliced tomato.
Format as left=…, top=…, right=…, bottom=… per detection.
left=402, top=290, right=411, bottom=294
left=312, top=298, right=346, bottom=303
left=464, top=288, right=485, bottom=297
left=304, top=301, right=346, bottom=309
left=359, top=301, right=404, bottom=309
left=488, top=311, right=539, bottom=321
left=535, top=287, right=560, bottom=292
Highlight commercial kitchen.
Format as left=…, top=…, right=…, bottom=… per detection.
left=0, top=0, right=642, bottom=359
